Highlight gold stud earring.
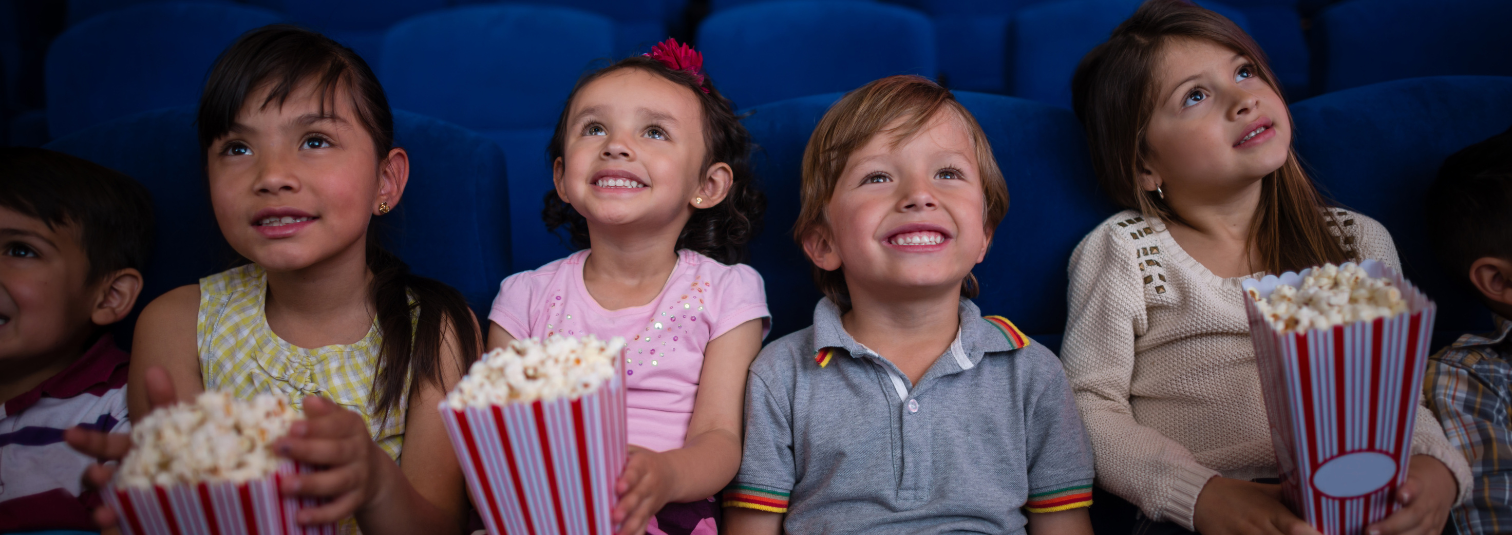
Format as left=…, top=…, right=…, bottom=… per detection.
left=378, top=202, right=391, bottom=215
left=694, top=197, right=703, bottom=205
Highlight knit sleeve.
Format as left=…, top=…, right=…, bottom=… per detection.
left=1338, top=210, right=1401, bottom=272
left=1061, top=215, right=1219, bottom=530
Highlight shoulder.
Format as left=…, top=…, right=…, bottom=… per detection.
left=748, top=326, right=815, bottom=385
left=1332, top=209, right=1393, bottom=243
left=1072, top=210, right=1146, bottom=262
left=499, top=253, right=580, bottom=291
left=1330, top=209, right=1398, bottom=264
left=139, top=284, right=201, bottom=327
left=684, top=250, right=765, bottom=284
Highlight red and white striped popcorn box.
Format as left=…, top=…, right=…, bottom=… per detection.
left=1242, top=259, right=1436, bottom=535
left=439, top=374, right=627, bottom=535
left=103, top=461, right=336, bottom=535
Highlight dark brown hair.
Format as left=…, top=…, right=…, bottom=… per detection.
left=198, top=25, right=479, bottom=424
left=1426, top=126, right=1512, bottom=288
left=543, top=55, right=764, bottom=265
left=795, top=75, right=1009, bottom=310
left=0, top=147, right=155, bottom=284
left=1071, top=0, right=1351, bottom=274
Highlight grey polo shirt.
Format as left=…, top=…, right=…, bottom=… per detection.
left=725, top=298, right=1095, bottom=534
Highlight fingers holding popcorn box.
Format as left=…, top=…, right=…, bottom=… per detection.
left=440, top=335, right=627, bottom=535
left=1243, top=260, right=1437, bottom=535
left=104, top=391, right=335, bottom=535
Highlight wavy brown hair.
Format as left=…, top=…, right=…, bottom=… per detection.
left=199, top=26, right=479, bottom=425
left=542, top=56, right=764, bottom=265
left=794, top=75, right=1010, bottom=311
left=1071, top=0, right=1351, bottom=274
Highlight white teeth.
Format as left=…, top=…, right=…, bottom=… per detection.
left=889, top=231, right=945, bottom=246
left=595, top=178, right=645, bottom=189
left=258, top=216, right=312, bottom=227
left=1240, top=126, right=1267, bottom=144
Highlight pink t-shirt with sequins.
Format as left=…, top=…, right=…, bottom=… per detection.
left=488, top=249, right=769, bottom=452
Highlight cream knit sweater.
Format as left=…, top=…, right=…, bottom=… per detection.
left=1062, top=209, right=1472, bottom=530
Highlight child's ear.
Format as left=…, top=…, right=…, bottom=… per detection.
left=692, top=162, right=734, bottom=209
left=977, top=226, right=994, bottom=264
left=91, top=268, right=144, bottom=327
left=1469, top=257, right=1512, bottom=309
left=552, top=157, right=571, bottom=203
left=377, top=148, right=411, bottom=214
left=801, top=226, right=843, bottom=272
left=1136, top=159, right=1163, bottom=194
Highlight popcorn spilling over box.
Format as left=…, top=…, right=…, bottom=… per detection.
left=1242, top=260, right=1435, bottom=535
left=440, top=335, right=627, bottom=535
left=105, top=391, right=334, bottom=535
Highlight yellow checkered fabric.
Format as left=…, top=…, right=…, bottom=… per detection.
left=196, top=264, right=408, bottom=462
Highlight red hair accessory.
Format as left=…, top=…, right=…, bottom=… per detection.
left=644, top=38, right=709, bottom=93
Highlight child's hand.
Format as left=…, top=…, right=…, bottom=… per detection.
left=1364, top=455, right=1456, bottom=535
left=274, top=395, right=384, bottom=526
left=64, top=366, right=181, bottom=528
left=614, top=445, right=677, bottom=535
left=1194, top=477, right=1321, bottom=535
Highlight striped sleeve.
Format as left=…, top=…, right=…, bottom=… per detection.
left=722, top=484, right=790, bottom=513
left=1024, top=484, right=1093, bottom=513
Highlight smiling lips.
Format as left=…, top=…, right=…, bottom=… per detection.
left=591, top=170, right=648, bottom=190
left=1234, top=118, right=1276, bottom=148
left=884, top=225, right=952, bottom=252
left=251, top=208, right=317, bottom=238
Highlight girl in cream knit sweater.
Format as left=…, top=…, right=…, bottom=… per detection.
left=1063, top=2, right=1470, bottom=534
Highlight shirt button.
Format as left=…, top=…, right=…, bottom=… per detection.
left=907, top=399, right=919, bottom=413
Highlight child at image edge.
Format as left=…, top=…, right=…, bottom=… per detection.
left=723, top=75, right=1096, bottom=534
left=1063, top=1, right=1470, bottom=534
left=485, top=39, right=770, bottom=535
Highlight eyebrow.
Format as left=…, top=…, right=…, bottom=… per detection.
left=0, top=227, right=57, bottom=249
left=639, top=108, right=679, bottom=125
left=293, top=113, right=349, bottom=127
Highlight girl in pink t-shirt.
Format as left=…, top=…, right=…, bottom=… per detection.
left=486, top=39, right=768, bottom=535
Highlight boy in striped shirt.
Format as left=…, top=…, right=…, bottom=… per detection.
left=0, top=148, right=153, bottom=531
left=722, top=76, right=1094, bottom=534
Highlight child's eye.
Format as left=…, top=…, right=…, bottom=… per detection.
left=2, top=243, right=38, bottom=259
left=862, top=172, right=891, bottom=184
left=302, top=136, right=332, bottom=150
left=222, top=142, right=251, bottom=156
left=1182, top=89, right=1207, bottom=108
left=936, top=168, right=964, bottom=181
left=645, top=127, right=667, bottom=140
left=1236, top=64, right=1255, bottom=82
left=583, top=123, right=606, bottom=136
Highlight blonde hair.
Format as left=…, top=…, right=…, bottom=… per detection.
left=1071, top=0, right=1351, bottom=274
left=794, top=75, right=1010, bottom=310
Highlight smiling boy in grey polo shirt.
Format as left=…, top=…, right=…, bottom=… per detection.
left=722, top=76, right=1095, bottom=534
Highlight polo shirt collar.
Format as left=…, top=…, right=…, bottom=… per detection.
left=1450, top=314, right=1512, bottom=351
left=809, top=297, right=1029, bottom=370
left=3, top=334, right=130, bottom=416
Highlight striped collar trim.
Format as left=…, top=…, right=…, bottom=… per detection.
left=814, top=347, right=838, bottom=368
left=983, top=315, right=1030, bottom=350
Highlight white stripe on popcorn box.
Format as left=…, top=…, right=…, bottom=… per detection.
left=1243, top=259, right=1436, bottom=535
left=104, top=462, right=336, bottom=535
left=440, top=375, right=627, bottom=535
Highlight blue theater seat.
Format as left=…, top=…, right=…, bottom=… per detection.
left=1309, top=0, right=1512, bottom=94
left=539, top=0, right=668, bottom=57
left=381, top=4, right=613, bottom=273
left=244, top=0, right=448, bottom=68
left=43, top=106, right=511, bottom=339
left=1290, top=76, right=1512, bottom=350
left=65, top=0, right=228, bottom=27
left=697, top=1, right=936, bottom=108
left=913, top=0, right=1040, bottom=95
left=1009, top=0, right=1248, bottom=109
left=43, top=2, right=284, bottom=139
left=738, top=90, right=1113, bottom=351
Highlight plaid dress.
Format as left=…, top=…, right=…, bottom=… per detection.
left=196, top=264, right=408, bottom=462
left=1425, top=314, right=1512, bottom=535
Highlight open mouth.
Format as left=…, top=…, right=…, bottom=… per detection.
left=594, top=177, right=646, bottom=189
left=1234, top=118, right=1275, bottom=147
left=888, top=231, right=946, bottom=246
left=255, top=216, right=316, bottom=227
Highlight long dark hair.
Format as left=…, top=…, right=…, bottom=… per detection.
left=198, top=25, right=479, bottom=423
left=1071, top=0, right=1351, bottom=274
left=542, top=55, right=764, bottom=265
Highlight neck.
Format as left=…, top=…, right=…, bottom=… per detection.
left=0, top=331, right=94, bottom=405
left=1166, top=177, right=1264, bottom=241
left=582, top=217, right=687, bottom=283
left=263, top=237, right=375, bottom=323
left=842, top=284, right=962, bottom=363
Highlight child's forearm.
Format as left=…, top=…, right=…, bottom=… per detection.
left=1026, top=508, right=1093, bottom=535
left=659, top=427, right=743, bottom=502
left=354, top=441, right=467, bottom=535
left=724, top=507, right=783, bottom=535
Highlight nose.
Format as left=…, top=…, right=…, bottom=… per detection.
left=1229, top=88, right=1261, bottom=121
left=251, top=148, right=301, bottom=195
left=897, top=176, right=939, bottom=212
left=601, top=130, right=635, bottom=160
